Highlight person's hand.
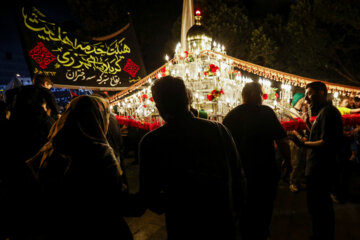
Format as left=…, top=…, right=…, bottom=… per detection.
left=288, top=134, right=305, bottom=147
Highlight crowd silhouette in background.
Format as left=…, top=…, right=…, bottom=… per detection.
left=0, top=75, right=358, bottom=240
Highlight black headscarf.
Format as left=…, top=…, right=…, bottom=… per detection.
left=27, top=95, right=123, bottom=178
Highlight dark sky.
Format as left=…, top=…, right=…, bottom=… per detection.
left=0, top=0, right=292, bottom=85
left=0, top=0, right=183, bottom=84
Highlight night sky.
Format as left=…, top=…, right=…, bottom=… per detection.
left=0, top=0, right=292, bottom=86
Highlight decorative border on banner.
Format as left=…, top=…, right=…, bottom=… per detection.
left=92, top=24, right=130, bottom=41
left=53, top=84, right=128, bottom=91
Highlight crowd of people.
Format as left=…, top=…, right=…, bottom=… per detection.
left=0, top=75, right=357, bottom=240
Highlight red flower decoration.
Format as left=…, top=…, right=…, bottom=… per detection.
left=212, top=66, right=219, bottom=73
left=207, top=88, right=224, bottom=101
left=275, top=93, right=279, bottom=99
left=263, top=93, right=268, bottom=100
left=142, top=94, right=148, bottom=99
left=150, top=97, right=154, bottom=102
left=184, top=51, right=189, bottom=58
left=161, top=67, right=166, bottom=73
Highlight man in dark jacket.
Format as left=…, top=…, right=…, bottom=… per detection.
left=139, top=76, right=246, bottom=240
left=223, top=82, right=291, bottom=240
left=290, top=81, right=343, bottom=240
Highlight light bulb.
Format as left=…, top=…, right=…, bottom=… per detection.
left=165, top=55, right=169, bottom=61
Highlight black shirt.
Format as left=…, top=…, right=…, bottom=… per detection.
left=306, top=102, right=343, bottom=176
left=139, top=112, right=245, bottom=240
left=223, top=104, right=287, bottom=182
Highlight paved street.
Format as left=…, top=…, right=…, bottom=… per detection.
left=123, top=156, right=360, bottom=240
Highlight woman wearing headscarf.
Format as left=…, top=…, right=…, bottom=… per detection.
left=26, top=96, right=135, bottom=240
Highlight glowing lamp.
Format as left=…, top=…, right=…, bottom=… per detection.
left=195, top=10, right=201, bottom=16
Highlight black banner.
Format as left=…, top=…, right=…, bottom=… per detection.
left=18, top=6, right=146, bottom=90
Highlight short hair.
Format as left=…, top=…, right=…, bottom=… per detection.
left=305, top=81, right=327, bottom=96
left=242, top=82, right=263, bottom=99
left=151, top=76, right=189, bottom=113
left=33, top=75, right=53, bottom=87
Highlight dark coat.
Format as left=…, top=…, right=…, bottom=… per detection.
left=139, top=112, right=246, bottom=240
left=24, top=96, right=134, bottom=240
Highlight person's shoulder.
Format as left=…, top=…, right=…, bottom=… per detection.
left=139, top=125, right=166, bottom=144
left=17, top=85, right=35, bottom=93
left=190, top=115, right=221, bottom=129
left=223, top=105, right=244, bottom=120
left=260, top=104, right=275, bottom=112
left=323, top=104, right=342, bottom=116
left=228, top=104, right=245, bottom=113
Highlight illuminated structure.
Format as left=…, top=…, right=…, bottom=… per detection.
left=109, top=10, right=360, bottom=123
left=186, top=10, right=212, bottom=53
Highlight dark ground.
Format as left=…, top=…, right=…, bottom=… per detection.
left=123, top=153, right=360, bottom=240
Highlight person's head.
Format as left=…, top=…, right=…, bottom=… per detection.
left=305, top=81, right=327, bottom=114
left=151, top=76, right=189, bottom=121
left=242, top=82, right=263, bottom=105
left=354, top=97, right=360, bottom=108
left=93, top=91, right=109, bottom=100
left=33, top=75, right=53, bottom=89
left=92, top=91, right=110, bottom=105
left=27, top=95, right=120, bottom=177
left=48, top=95, right=110, bottom=154
left=339, top=96, right=350, bottom=108
left=348, top=97, right=355, bottom=108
